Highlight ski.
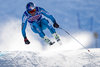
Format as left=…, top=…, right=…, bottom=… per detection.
left=49, top=41, right=55, bottom=46
left=57, top=39, right=62, bottom=45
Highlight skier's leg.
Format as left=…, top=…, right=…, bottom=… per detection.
left=31, top=22, right=45, bottom=38
left=31, top=22, right=54, bottom=45
left=41, top=18, right=56, bottom=34
left=41, top=18, right=61, bottom=42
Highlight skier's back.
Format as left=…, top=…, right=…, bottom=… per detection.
left=22, top=2, right=60, bottom=45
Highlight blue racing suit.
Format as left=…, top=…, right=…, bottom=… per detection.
left=22, top=7, right=56, bottom=38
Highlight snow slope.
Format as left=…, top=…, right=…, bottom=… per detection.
left=0, top=49, right=100, bottom=67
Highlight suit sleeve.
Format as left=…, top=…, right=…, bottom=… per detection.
left=39, top=7, right=56, bottom=23
left=21, top=14, right=27, bottom=38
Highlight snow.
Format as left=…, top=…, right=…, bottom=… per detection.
left=0, top=49, right=100, bottom=67
left=0, top=0, right=100, bottom=67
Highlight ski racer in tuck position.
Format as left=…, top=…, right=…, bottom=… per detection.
left=21, top=2, right=61, bottom=45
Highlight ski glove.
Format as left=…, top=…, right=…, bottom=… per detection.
left=53, top=23, right=59, bottom=28
left=24, top=37, right=30, bottom=44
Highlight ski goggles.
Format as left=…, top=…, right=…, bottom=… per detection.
left=28, top=9, right=36, bottom=14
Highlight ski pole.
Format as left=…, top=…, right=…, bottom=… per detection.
left=59, top=27, right=90, bottom=52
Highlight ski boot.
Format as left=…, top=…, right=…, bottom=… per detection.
left=53, top=33, right=60, bottom=42
left=43, top=36, right=55, bottom=45
left=53, top=33, right=62, bottom=45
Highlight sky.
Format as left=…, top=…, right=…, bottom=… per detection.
left=0, top=0, right=100, bottom=51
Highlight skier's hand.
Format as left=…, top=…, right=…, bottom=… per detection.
left=53, top=23, right=59, bottom=28
left=24, top=37, right=30, bottom=44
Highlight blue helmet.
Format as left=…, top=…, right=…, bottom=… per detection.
left=26, top=2, right=35, bottom=11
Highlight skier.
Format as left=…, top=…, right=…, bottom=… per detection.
left=21, top=2, right=60, bottom=45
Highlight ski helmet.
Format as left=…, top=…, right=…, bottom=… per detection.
left=26, top=2, right=35, bottom=12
